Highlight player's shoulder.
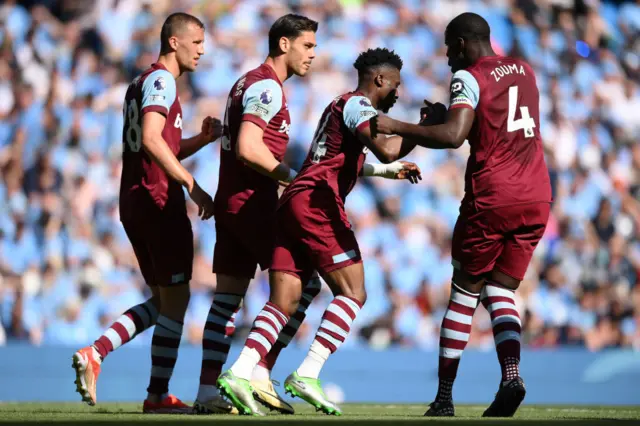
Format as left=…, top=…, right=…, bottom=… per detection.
left=338, top=91, right=373, bottom=108
left=140, top=67, right=175, bottom=91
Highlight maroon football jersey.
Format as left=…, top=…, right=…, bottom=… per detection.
left=449, top=55, right=552, bottom=210
left=119, top=63, right=184, bottom=217
left=279, top=91, right=377, bottom=226
left=214, top=64, right=291, bottom=216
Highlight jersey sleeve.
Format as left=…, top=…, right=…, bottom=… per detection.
left=343, top=95, right=378, bottom=134
left=241, top=79, right=283, bottom=129
left=141, top=70, right=177, bottom=116
left=449, top=70, right=480, bottom=110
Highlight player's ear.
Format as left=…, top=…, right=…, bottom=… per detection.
left=457, top=37, right=465, bottom=53
left=374, top=74, right=384, bottom=88
left=169, top=35, right=178, bottom=51
left=279, top=36, right=290, bottom=54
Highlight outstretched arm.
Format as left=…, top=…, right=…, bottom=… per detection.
left=374, top=69, right=480, bottom=149
left=375, top=107, right=475, bottom=149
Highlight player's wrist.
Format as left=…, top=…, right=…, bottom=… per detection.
left=285, top=167, right=297, bottom=183
left=363, top=162, right=403, bottom=179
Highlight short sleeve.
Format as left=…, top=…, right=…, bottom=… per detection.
left=343, top=95, right=378, bottom=134
left=241, top=79, right=283, bottom=129
left=141, top=70, right=177, bottom=116
left=449, top=70, right=480, bottom=110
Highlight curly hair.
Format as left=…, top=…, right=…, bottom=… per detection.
left=353, top=48, right=403, bottom=79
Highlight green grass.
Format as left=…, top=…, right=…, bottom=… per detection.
left=0, top=403, right=639, bottom=425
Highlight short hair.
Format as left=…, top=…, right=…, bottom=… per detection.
left=160, top=13, right=204, bottom=54
left=445, top=12, right=491, bottom=42
left=353, top=48, right=403, bottom=79
left=268, top=14, right=318, bottom=55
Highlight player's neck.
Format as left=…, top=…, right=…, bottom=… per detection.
left=356, top=85, right=380, bottom=110
left=264, top=56, right=288, bottom=84
left=156, top=55, right=181, bottom=79
left=470, top=45, right=497, bottom=64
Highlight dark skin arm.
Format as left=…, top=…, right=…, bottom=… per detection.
left=374, top=106, right=475, bottom=149
left=356, top=122, right=417, bottom=164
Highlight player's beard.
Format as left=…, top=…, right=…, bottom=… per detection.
left=380, top=91, right=397, bottom=113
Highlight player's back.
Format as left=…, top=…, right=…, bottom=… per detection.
left=281, top=91, right=376, bottom=208
left=462, top=56, right=551, bottom=210
left=120, top=63, right=184, bottom=219
left=215, top=64, right=291, bottom=216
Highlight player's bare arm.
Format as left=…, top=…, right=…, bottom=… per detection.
left=142, top=111, right=214, bottom=219
left=236, top=120, right=295, bottom=182
left=373, top=107, right=475, bottom=150
left=178, top=116, right=223, bottom=160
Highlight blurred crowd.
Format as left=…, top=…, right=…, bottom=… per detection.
left=1, top=0, right=639, bottom=352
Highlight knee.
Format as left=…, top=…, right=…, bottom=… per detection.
left=340, top=286, right=367, bottom=306
left=159, top=285, right=190, bottom=319
left=269, top=294, right=300, bottom=317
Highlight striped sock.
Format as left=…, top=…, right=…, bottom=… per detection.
left=481, top=281, right=522, bottom=383
left=93, top=299, right=158, bottom=360
left=199, top=293, right=243, bottom=392
left=436, top=283, right=479, bottom=402
left=147, top=315, right=183, bottom=395
left=297, top=295, right=362, bottom=379
left=257, top=276, right=322, bottom=373
left=229, top=302, right=288, bottom=381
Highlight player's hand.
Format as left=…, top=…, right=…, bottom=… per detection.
left=188, top=180, right=215, bottom=220
left=420, top=100, right=447, bottom=126
left=394, top=161, right=422, bottom=184
left=201, top=116, right=223, bottom=142
left=371, top=114, right=396, bottom=135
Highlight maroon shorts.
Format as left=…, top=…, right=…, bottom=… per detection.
left=451, top=202, right=550, bottom=281
left=270, top=189, right=362, bottom=279
left=122, top=209, right=194, bottom=287
left=212, top=210, right=276, bottom=279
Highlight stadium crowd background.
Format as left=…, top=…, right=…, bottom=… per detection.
left=0, top=0, right=639, bottom=353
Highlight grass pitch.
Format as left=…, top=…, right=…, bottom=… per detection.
left=0, top=403, right=639, bottom=425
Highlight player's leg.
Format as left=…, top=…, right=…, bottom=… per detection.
left=284, top=261, right=364, bottom=416
left=194, top=221, right=252, bottom=414
left=252, top=272, right=322, bottom=414
left=72, top=223, right=160, bottom=406
left=143, top=213, right=194, bottom=414
left=425, top=206, right=503, bottom=417
left=481, top=203, right=549, bottom=418
left=425, top=268, right=483, bottom=417
left=217, top=270, right=302, bottom=416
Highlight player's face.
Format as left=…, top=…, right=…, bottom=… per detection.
left=175, top=24, right=205, bottom=72
left=286, top=31, right=317, bottom=77
left=445, top=36, right=466, bottom=73
left=378, top=68, right=401, bottom=113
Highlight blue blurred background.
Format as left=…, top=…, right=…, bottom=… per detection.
left=0, top=0, right=639, bottom=404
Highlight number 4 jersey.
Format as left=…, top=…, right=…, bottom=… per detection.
left=120, top=63, right=184, bottom=217
left=450, top=55, right=552, bottom=211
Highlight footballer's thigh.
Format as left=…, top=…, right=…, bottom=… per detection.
left=212, top=217, right=260, bottom=293
left=451, top=204, right=505, bottom=294
left=270, top=226, right=314, bottom=316
left=492, top=202, right=550, bottom=289
left=147, top=212, right=194, bottom=320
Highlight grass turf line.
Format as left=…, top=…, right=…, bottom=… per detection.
left=0, top=403, right=639, bottom=424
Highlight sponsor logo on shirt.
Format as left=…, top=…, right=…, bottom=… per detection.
left=150, top=95, right=165, bottom=101
left=360, top=110, right=376, bottom=118
left=154, top=76, right=166, bottom=90
left=249, top=104, right=270, bottom=116
left=260, top=88, right=272, bottom=105
left=278, top=120, right=290, bottom=134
